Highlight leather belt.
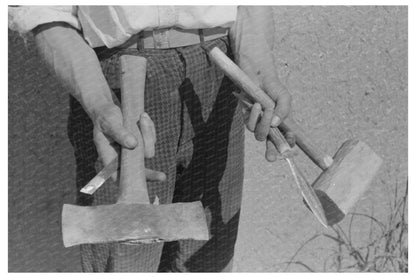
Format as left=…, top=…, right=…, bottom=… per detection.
left=121, top=27, right=229, bottom=50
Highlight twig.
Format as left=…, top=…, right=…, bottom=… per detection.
left=283, top=233, right=321, bottom=272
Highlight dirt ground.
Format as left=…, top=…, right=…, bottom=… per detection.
left=233, top=6, right=408, bottom=272
left=8, top=6, right=407, bottom=272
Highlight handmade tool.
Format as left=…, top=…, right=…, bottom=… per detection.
left=233, top=93, right=328, bottom=227
left=206, top=46, right=383, bottom=226
left=62, top=55, right=209, bottom=247
left=80, top=158, right=118, bottom=195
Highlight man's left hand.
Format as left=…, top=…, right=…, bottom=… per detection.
left=244, top=79, right=292, bottom=162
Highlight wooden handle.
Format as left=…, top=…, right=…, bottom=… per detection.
left=117, top=55, right=149, bottom=204
left=207, top=47, right=333, bottom=170
left=279, top=118, right=333, bottom=170
left=207, top=47, right=292, bottom=155
left=232, top=91, right=292, bottom=156
left=208, top=47, right=276, bottom=109
left=268, top=127, right=293, bottom=157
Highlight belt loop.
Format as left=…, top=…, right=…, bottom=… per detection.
left=136, top=33, right=144, bottom=50
left=199, top=29, right=212, bottom=67
left=198, top=29, right=205, bottom=44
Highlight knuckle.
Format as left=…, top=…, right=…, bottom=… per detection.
left=255, top=131, right=267, bottom=141
left=252, top=103, right=262, bottom=113
left=246, top=125, right=255, bottom=132
left=97, top=112, right=120, bottom=133
left=266, top=155, right=276, bottom=162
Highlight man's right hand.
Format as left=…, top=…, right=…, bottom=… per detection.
left=33, top=23, right=165, bottom=183
left=92, top=103, right=166, bottom=182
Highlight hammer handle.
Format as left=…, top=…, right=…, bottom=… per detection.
left=208, top=47, right=333, bottom=170
left=117, top=55, right=150, bottom=204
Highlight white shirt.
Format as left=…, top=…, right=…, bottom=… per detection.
left=8, top=6, right=237, bottom=48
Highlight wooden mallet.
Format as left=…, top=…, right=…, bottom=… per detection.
left=206, top=47, right=383, bottom=226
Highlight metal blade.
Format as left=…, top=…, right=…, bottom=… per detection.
left=62, top=201, right=209, bottom=247
left=285, top=157, right=328, bottom=228
left=80, top=158, right=118, bottom=195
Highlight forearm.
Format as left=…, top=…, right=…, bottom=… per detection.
left=230, top=6, right=288, bottom=94
left=34, top=23, right=114, bottom=119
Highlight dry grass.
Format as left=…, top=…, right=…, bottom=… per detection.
left=284, top=181, right=408, bottom=272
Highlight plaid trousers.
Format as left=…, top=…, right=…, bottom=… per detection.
left=68, top=37, right=245, bottom=272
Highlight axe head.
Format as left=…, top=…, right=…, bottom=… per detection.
left=312, top=139, right=383, bottom=226
left=62, top=201, right=209, bottom=247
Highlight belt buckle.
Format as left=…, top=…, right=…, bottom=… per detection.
left=152, top=29, right=170, bottom=49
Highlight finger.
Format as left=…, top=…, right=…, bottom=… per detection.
left=247, top=103, right=262, bottom=132
left=139, top=113, right=156, bottom=158
left=261, top=77, right=288, bottom=102
left=111, top=167, right=120, bottom=182
left=270, top=115, right=282, bottom=127
left=274, top=92, right=292, bottom=122
left=232, top=92, right=254, bottom=124
left=261, top=79, right=292, bottom=123
left=105, top=122, right=137, bottom=149
left=94, top=129, right=118, bottom=164
left=94, top=129, right=120, bottom=180
left=265, top=138, right=279, bottom=162
left=150, top=115, right=156, bottom=142
left=145, top=168, right=167, bottom=182
left=284, top=130, right=296, bottom=147
left=232, top=91, right=254, bottom=108
left=254, top=107, right=274, bottom=141
left=98, top=107, right=138, bottom=149
left=109, top=150, right=121, bottom=182
left=239, top=102, right=252, bottom=123
left=241, top=107, right=250, bottom=123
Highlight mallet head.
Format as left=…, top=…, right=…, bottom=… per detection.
left=312, top=139, right=383, bottom=226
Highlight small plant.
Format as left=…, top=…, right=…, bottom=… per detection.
left=284, top=181, right=408, bottom=272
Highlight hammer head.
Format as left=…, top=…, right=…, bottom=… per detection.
left=312, top=139, right=383, bottom=225
left=62, top=201, right=209, bottom=247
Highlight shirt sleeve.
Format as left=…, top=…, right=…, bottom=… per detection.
left=8, top=6, right=81, bottom=34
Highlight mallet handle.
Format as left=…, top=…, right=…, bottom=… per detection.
left=206, top=48, right=292, bottom=155
left=279, top=119, right=333, bottom=170
left=207, top=47, right=333, bottom=170
left=117, top=55, right=150, bottom=204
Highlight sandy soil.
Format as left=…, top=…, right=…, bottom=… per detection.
left=8, top=6, right=407, bottom=272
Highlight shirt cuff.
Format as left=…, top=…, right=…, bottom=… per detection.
left=8, top=6, right=81, bottom=34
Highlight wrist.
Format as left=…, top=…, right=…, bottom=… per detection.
left=34, top=23, right=116, bottom=122
left=83, top=90, right=116, bottom=122
left=261, top=73, right=290, bottom=100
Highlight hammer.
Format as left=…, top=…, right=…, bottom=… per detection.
left=206, top=47, right=383, bottom=226
left=62, top=55, right=209, bottom=247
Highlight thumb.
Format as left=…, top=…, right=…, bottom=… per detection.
left=101, top=117, right=137, bottom=149
left=265, top=138, right=280, bottom=162
left=107, top=123, right=137, bottom=149
left=145, top=168, right=167, bottom=182
left=261, top=79, right=292, bottom=127
left=273, top=92, right=292, bottom=125
left=96, top=105, right=138, bottom=149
